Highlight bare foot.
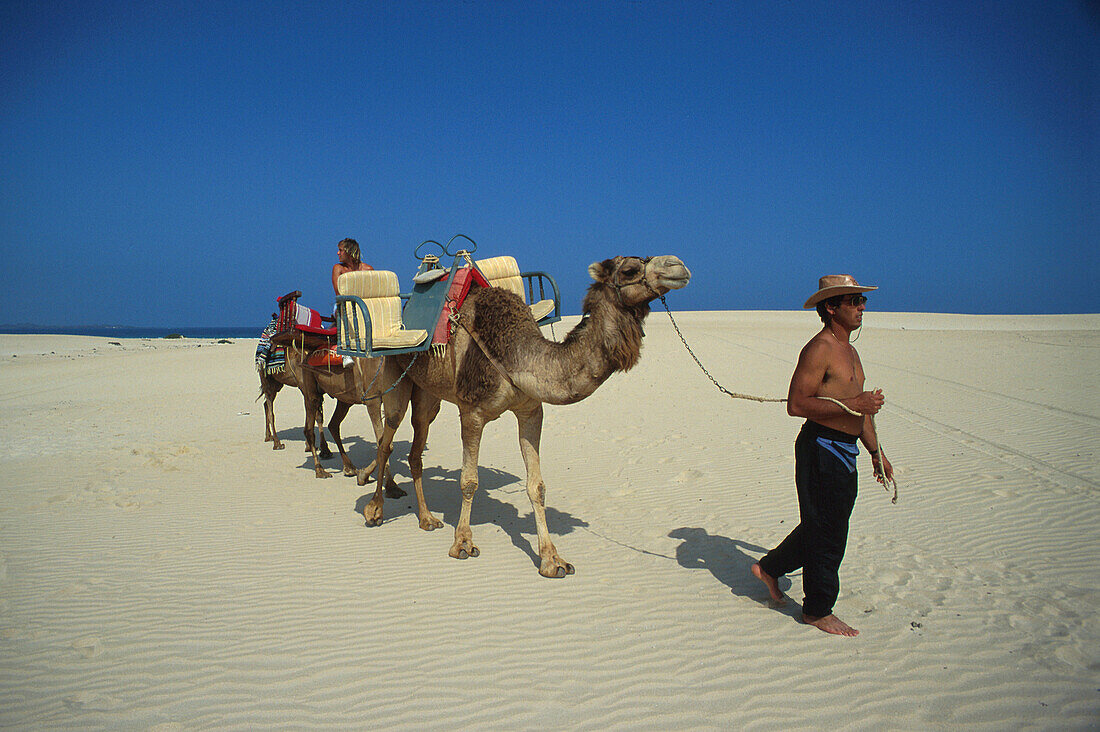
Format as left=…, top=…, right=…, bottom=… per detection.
left=803, top=613, right=859, bottom=637
left=751, top=563, right=786, bottom=605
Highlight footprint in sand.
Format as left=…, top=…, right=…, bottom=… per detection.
left=72, top=636, right=105, bottom=658
left=64, top=691, right=121, bottom=711
left=873, top=568, right=911, bottom=587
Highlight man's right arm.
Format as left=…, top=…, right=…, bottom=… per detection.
left=332, top=263, right=344, bottom=295
left=787, top=341, right=884, bottom=420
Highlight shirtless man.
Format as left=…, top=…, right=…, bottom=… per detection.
left=332, top=238, right=373, bottom=295
left=752, top=274, right=895, bottom=637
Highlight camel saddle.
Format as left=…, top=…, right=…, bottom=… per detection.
left=432, top=265, right=491, bottom=345
left=270, top=290, right=337, bottom=350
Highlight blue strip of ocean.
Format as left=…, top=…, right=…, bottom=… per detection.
left=0, top=325, right=258, bottom=339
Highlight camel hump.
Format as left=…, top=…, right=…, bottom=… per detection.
left=470, top=286, right=539, bottom=345
left=453, top=286, right=540, bottom=403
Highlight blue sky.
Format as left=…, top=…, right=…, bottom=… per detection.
left=2, top=1, right=1096, bottom=326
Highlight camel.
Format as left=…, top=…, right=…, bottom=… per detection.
left=364, top=254, right=690, bottom=577
left=282, top=345, right=404, bottom=497
left=256, top=314, right=332, bottom=457
left=257, top=365, right=332, bottom=458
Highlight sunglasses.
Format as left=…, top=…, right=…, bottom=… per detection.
left=841, top=294, right=868, bottom=306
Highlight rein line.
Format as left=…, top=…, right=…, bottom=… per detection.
left=657, top=295, right=787, bottom=405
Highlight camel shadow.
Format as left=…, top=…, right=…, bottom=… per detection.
left=294, top=435, right=412, bottom=476
left=272, top=427, right=317, bottom=452
left=356, top=463, right=588, bottom=570
left=668, top=527, right=799, bottom=616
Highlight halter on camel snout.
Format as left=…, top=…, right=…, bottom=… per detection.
left=609, top=256, right=660, bottom=305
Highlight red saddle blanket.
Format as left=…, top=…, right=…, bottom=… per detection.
left=433, top=266, right=490, bottom=345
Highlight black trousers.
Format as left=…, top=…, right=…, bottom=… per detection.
left=759, top=420, right=859, bottom=618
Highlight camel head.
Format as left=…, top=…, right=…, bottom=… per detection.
left=587, top=255, right=691, bottom=309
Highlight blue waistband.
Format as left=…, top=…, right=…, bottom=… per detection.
left=801, top=420, right=859, bottom=444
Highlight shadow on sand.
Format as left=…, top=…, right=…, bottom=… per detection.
left=353, top=454, right=588, bottom=571
left=668, top=527, right=801, bottom=619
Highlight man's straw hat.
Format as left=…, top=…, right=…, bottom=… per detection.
left=803, top=274, right=878, bottom=309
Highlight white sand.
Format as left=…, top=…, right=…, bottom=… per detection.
left=1, top=312, right=1097, bottom=729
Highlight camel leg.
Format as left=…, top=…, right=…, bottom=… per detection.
left=408, top=386, right=443, bottom=531
left=265, top=392, right=285, bottom=450
left=365, top=399, right=405, bottom=498
left=302, top=386, right=331, bottom=478
left=265, top=396, right=284, bottom=449
left=261, top=377, right=285, bottom=450
left=316, top=393, right=333, bottom=459
left=449, top=410, right=485, bottom=560
left=347, top=399, right=402, bottom=495
left=327, top=400, right=356, bottom=476
left=359, top=375, right=412, bottom=526
left=516, top=405, right=573, bottom=578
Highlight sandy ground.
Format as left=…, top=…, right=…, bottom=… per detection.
left=0, top=311, right=1097, bottom=730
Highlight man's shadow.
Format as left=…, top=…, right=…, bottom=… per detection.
left=668, top=527, right=800, bottom=616
left=356, top=460, right=588, bottom=570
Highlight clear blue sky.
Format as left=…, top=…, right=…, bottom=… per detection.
left=2, top=1, right=1097, bottom=326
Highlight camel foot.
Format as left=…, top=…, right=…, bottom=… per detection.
left=449, top=540, right=480, bottom=560
left=803, top=613, right=859, bottom=637
left=315, top=467, right=332, bottom=479
left=751, top=563, right=787, bottom=605
left=343, top=465, right=358, bottom=478
left=272, top=443, right=285, bottom=451
left=319, top=447, right=333, bottom=460
left=418, top=514, right=444, bottom=531
left=385, top=485, right=407, bottom=499
left=539, top=556, right=575, bottom=578
left=362, top=499, right=384, bottom=527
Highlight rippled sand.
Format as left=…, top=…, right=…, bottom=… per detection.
left=1, top=312, right=1097, bottom=729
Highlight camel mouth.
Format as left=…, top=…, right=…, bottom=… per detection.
left=654, top=263, right=691, bottom=291
left=646, top=255, right=690, bottom=292
left=647, top=257, right=691, bottom=292
left=657, top=273, right=690, bottom=291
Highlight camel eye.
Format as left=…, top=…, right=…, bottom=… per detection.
left=621, top=266, right=640, bottom=278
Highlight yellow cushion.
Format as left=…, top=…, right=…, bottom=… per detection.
left=337, top=270, right=427, bottom=351
left=477, top=256, right=555, bottom=320
left=477, top=256, right=525, bottom=301
left=529, top=299, right=556, bottom=322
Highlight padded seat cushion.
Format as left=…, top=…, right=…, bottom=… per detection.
left=337, top=270, right=428, bottom=350
left=477, top=256, right=555, bottom=321
left=529, top=299, right=556, bottom=322
left=477, top=256, right=525, bottom=300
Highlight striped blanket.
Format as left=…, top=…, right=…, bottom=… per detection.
left=255, top=318, right=286, bottom=375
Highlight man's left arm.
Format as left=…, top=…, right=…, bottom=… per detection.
left=860, top=414, right=894, bottom=483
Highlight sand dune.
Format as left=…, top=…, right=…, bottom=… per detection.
left=0, top=312, right=1096, bottom=729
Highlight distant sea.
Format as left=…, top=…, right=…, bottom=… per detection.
left=0, top=325, right=258, bottom=339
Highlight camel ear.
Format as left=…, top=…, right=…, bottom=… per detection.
left=588, top=259, right=612, bottom=283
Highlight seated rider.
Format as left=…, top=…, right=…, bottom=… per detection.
left=332, top=238, right=374, bottom=295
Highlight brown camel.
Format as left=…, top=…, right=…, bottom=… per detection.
left=282, top=346, right=404, bottom=497
left=257, top=365, right=332, bottom=458
left=365, top=255, right=690, bottom=577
